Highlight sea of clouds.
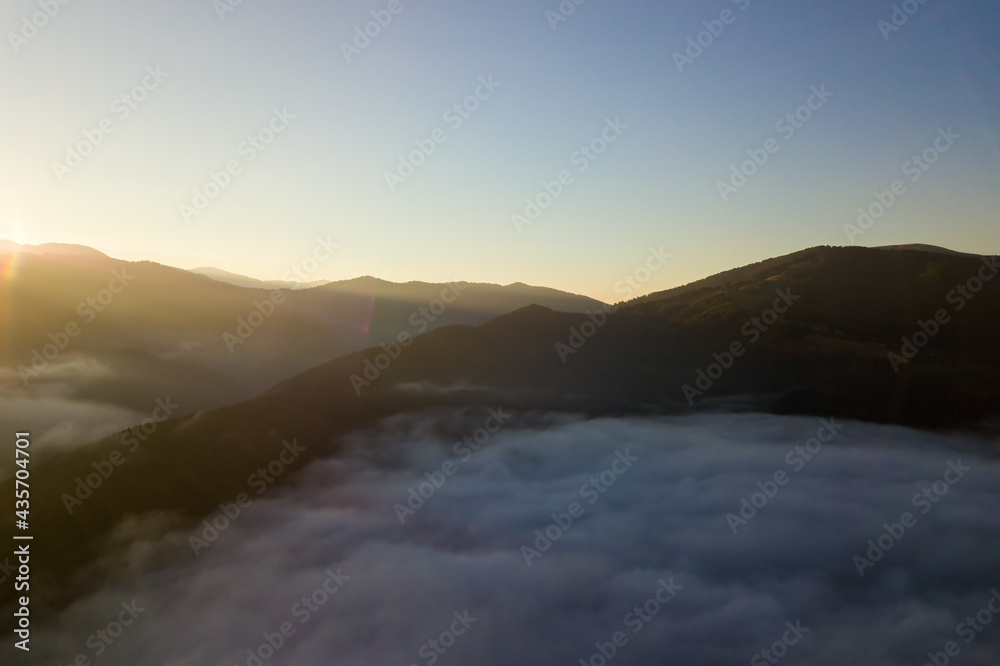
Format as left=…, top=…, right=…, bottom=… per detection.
left=10, top=412, right=1000, bottom=665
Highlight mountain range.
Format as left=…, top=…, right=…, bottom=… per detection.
left=0, top=241, right=604, bottom=452
left=1, top=241, right=998, bottom=623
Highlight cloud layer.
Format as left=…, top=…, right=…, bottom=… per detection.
left=12, top=412, right=1000, bottom=665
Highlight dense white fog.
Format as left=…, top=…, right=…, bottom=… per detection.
left=12, top=412, right=1000, bottom=665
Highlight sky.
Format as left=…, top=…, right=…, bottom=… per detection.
left=1, top=0, right=998, bottom=302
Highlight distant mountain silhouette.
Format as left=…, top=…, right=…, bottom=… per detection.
left=267, top=245, right=1000, bottom=428
left=188, top=266, right=330, bottom=290
left=875, top=243, right=981, bottom=257
left=0, top=240, right=110, bottom=259
left=1, top=244, right=606, bottom=422
left=3, top=243, right=999, bottom=623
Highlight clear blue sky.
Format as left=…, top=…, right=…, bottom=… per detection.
left=1, top=0, right=997, bottom=301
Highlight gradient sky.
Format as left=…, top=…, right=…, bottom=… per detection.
left=1, top=0, right=997, bottom=302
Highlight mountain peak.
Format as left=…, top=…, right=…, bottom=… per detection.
left=0, top=241, right=109, bottom=259
left=874, top=243, right=982, bottom=257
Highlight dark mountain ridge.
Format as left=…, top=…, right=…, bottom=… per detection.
left=3, top=244, right=998, bottom=623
